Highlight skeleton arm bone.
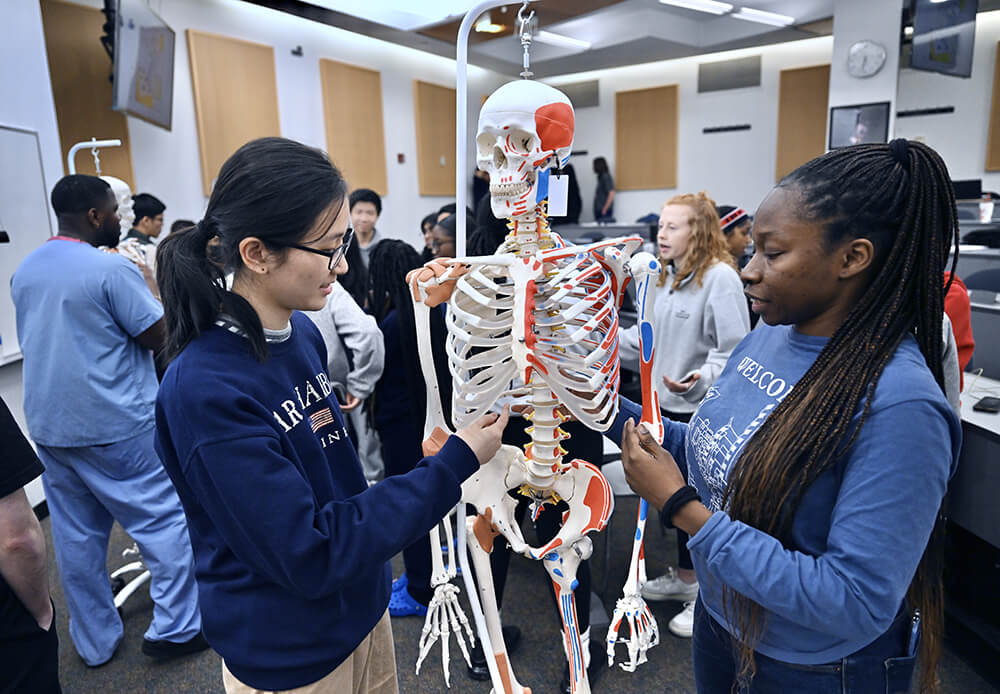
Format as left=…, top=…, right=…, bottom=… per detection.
left=607, top=252, right=663, bottom=671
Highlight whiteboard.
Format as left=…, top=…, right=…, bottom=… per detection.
left=0, top=126, right=52, bottom=366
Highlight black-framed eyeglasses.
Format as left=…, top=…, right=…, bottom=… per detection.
left=280, top=228, right=353, bottom=270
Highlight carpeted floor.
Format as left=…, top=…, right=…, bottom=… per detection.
left=44, top=495, right=999, bottom=694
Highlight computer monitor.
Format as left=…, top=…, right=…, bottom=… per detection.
left=112, top=0, right=175, bottom=130
left=911, top=0, right=978, bottom=79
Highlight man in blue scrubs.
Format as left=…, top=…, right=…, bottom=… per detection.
left=11, top=174, right=204, bottom=667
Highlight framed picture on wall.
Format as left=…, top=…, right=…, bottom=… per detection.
left=828, top=102, right=891, bottom=149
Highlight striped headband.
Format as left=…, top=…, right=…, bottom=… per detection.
left=719, top=207, right=748, bottom=232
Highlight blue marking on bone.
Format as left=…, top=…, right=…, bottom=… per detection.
left=536, top=168, right=550, bottom=203
left=546, top=552, right=559, bottom=561
left=571, top=579, right=579, bottom=591
left=649, top=259, right=657, bottom=270
left=635, top=527, right=642, bottom=541
left=641, top=322, right=654, bottom=361
left=639, top=498, right=648, bottom=521
left=554, top=568, right=563, bottom=577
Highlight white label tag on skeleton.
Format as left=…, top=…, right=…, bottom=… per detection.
left=547, top=174, right=569, bottom=217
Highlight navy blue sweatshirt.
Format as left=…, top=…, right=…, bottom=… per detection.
left=154, top=312, right=478, bottom=690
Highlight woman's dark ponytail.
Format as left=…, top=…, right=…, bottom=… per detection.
left=156, top=137, right=347, bottom=365
left=156, top=220, right=228, bottom=363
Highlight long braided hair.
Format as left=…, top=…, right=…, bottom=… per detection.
left=722, top=140, right=959, bottom=691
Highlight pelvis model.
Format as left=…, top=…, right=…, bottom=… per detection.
left=407, top=79, right=664, bottom=694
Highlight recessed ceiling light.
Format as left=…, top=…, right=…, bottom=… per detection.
left=475, top=13, right=505, bottom=34
left=535, top=30, right=591, bottom=50
left=658, top=0, right=734, bottom=16
left=731, top=6, right=795, bottom=27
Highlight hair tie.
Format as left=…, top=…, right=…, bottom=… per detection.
left=889, top=138, right=910, bottom=166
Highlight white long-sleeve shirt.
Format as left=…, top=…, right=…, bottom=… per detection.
left=620, top=261, right=750, bottom=414
left=304, top=283, right=385, bottom=400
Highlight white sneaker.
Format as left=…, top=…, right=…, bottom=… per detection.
left=668, top=600, right=695, bottom=638
left=640, top=567, right=699, bottom=602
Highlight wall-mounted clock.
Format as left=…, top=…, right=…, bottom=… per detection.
left=847, top=40, right=888, bottom=78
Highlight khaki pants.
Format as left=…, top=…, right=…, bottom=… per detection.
left=222, top=611, right=398, bottom=694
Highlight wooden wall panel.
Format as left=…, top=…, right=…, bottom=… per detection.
left=320, top=59, right=387, bottom=195
left=775, top=64, right=830, bottom=181
left=413, top=80, right=456, bottom=197
left=615, top=85, right=678, bottom=190
left=187, top=30, right=280, bottom=196
left=986, top=42, right=1000, bottom=171
left=40, top=0, right=134, bottom=182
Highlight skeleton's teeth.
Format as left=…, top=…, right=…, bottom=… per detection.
left=490, top=181, right=530, bottom=197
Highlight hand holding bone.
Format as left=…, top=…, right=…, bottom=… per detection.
left=620, top=418, right=685, bottom=509
left=454, top=405, right=510, bottom=465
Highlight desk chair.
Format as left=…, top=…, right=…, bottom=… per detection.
left=110, top=544, right=150, bottom=611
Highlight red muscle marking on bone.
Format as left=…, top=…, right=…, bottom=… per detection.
left=535, top=102, right=574, bottom=150
left=581, top=473, right=612, bottom=533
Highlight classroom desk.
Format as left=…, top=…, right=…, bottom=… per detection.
left=950, top=374, right=1000, bottom=548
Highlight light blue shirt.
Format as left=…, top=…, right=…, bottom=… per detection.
left=12, top=238, right=162, bottom=446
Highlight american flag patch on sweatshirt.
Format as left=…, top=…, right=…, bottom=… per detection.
left=309, top=407, right=335, bottom=433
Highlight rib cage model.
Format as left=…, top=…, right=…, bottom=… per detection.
left=407, top=79, right=665, bottom=694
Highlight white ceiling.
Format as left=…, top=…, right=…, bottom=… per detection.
left=253, top=0, right=839, bottom=76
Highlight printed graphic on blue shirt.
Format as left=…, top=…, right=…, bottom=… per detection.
left=271, top=371, right=350, bottom=448
left=688, top=350, right=796, bottom=511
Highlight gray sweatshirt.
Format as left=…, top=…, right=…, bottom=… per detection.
left=620, top=261, right=750, bottom=414
left=303, top=282, right=385, bottom=400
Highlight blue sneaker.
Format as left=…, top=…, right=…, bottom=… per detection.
left=391, top=573, right=408, bottom=594
left=389, top=587, right=428, bottom=617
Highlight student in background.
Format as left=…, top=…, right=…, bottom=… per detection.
left=304, top=258, right=385, bottom=483
left=0, top=397, right=60, bottom=693
left=431, top=212, right=476, bottom=260
left=592, top=157, right=616, bottom=223
left=716, top=205, right=752, bottom=267
left=717, top=205, right=758, bottom=327
left=419, top=212, right=438, bottom=263
left=350, top=188, right=383, bottom=269
left=154, top=137, right=507, bottom=694
left=620, top=192, right=749, bottom=638
left=11, top=175, right=204, bottom=667
left=613, top=140, right=960, bottom=694
left=366, top=240, right=452, bottom=617
left=127, top=192, right=166, bottom=250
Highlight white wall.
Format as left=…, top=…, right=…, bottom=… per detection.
left=72, top=0, right=509, bottom=245
left=895, top=10, right=1000, bottom=192
left=544, top=37, right=834, bottom=224
left=0, top=0, right=64, bottom=506
left=828, top=0, right=904, bottom=136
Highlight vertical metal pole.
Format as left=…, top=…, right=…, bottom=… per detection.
left=455, top=1, right=529, bottom=256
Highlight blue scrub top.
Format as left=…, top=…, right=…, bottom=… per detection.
left=11, top=238, right=162, bottom=447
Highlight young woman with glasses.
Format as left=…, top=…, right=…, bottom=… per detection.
left=153, top=137, right=508, bottom=694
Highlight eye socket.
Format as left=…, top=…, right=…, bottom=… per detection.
left=508, top=131, right=535, bottom=154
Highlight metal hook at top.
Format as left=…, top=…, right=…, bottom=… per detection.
left=90, top=139, right=103, bottom=176
left=518, top=1, right=535, bottom=79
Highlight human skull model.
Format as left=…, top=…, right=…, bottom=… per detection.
left=476, top=80, right=574, bottom=220
left=100, top=175, right=134, bottom=239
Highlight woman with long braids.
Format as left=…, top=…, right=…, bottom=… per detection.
left=611, top=139, right=961, bottom=693
left=153, top=138, right=507, bottom=693
left=366, top=240, right=453, bottom=618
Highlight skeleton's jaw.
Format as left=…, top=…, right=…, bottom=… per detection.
left=489, top=170, right=539, bottom=220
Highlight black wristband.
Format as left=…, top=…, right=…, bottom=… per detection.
left=660, top=485, right=702, bottom=530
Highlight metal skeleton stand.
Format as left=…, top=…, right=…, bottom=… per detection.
left=67, top=137, right=152, bottom=611
left=409, top=4, right=663, bottom=692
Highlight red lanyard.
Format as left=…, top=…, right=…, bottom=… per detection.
left=48, top=235, right=88, bottom=244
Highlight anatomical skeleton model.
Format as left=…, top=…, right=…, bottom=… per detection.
left=407, top=77, right=668, bottom=694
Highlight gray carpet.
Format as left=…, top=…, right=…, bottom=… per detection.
left=44, top=496, right=998, bottom=693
